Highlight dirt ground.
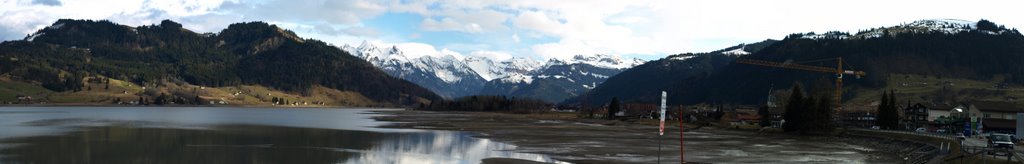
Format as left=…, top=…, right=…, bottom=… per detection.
left=373, top=110, right=899, bottom=164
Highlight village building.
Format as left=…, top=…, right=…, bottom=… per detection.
left=969, top=101, right=1023, bottom=133
left=623, top=103, right=658, bottom=119
left=902, top=103, right=929, bottom=129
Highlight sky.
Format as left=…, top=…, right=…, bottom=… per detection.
left=0, top=0, right=1022, bottom=61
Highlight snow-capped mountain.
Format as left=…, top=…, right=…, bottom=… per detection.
left=464, top=56, right=541, bottom=81
left=545, top=54, right=645, bottom=69
left=479, top=54, right=645, bottom=103
left=342, top=40, right=645, bottom=102
left=341, top=41, right=486, bottom=98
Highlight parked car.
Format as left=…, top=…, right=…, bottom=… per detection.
left=988, top=134, right=1015, bottom=150
left=915, top=128, right=927, bottom=133
left=870, top=126, right=880, bottom=130
left=956, top=133, right=966, bottom=141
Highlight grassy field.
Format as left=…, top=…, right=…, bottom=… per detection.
left=844, top=74, right=1023, bottom=110
left=0, top=75, right=380, bottom=106
left=0, top=79, right=52, bottom=102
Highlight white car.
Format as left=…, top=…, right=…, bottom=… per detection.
left=915, top=128, right=927, bottom=133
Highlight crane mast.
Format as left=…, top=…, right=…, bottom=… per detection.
left=735, top=57, right=866, bottom=111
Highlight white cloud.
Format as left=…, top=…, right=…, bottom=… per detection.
left=395, top=42, right=441, bottom=59
left=421, top=17, right=479, bottom=33
left=343, top=27, right=379, bottom=37
left=419, top=8, right=508, bottom=33
left=469, top=51, right=513, bottom=61
left=391, top=42, right=466, bottom=60
left=3, top=0, right=1024, bottom=61
left=31, top=0, right=60, bottom=6
left=531, top=40, right=597, bottom=60
left=0, top=0, right=231, bottom=40
left=513, top=11, right=564, bottom=36
left=439, top=48, right=465, bottom=60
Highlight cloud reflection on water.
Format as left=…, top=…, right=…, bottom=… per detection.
left=344, top=131, right=559, bottom=164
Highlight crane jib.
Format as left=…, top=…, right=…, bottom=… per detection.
left=735, top=57, right=867, bottom=111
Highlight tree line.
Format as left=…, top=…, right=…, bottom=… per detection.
left=781, top=84, right=835, bottom=134
left=417, top=95, right=549, bottom=113
left=875, top=90, right=900, bottom=129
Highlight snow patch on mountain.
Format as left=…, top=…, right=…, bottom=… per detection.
left=25, top=32, right=44, bottom=41
left=792, top=19, right=1008, bottom=41
left=722, top=44, right=750, bottom=56
left=546, top=54, right=645, bottom=69
left=47, top=23, right=65, bottom=30
left=433, top=69, right=460, bottom=83
left=808, top=19, right=1013, bottom=40
left=670, top=55, right=696, bottom=61
left=464, top=56, right=542, bottom=81
left=799, top=31, right=851, bottom=40
left=501, top=74, right=534, bottom=84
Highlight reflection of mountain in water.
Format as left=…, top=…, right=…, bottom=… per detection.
left=344, top=131, right=558, bottom=164
left=0, top=125, right=557, bottom=163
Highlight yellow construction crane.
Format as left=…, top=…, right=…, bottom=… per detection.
left=736, top=57, right=866, bottom=111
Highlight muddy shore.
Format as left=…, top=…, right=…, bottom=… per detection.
left=373, top=110, right=905, bottom=163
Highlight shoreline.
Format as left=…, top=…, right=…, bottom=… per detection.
left=0, top=103, right=393, bottom=108
left=373, top=110, right=912, bottom=163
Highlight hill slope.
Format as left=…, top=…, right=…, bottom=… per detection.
left=0, top=19, right=439, bottom=106
left=585, top=19, right=1024, bottom=107
left=569, top=40, right=777, bottom=105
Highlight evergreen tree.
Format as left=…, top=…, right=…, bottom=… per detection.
left=802, top=96, right=818, bottom=133
left=608, top=97, right=621, bottom=119
left=887, top=90, right=899, bottom=129
left=876, top=91, right=890, bottom=129
left=978, top=19, right=999, bottom=32
left=817, top=95, right=833, bottom=130
left=155, top=93, right=167, bottom=105
left=783, top=84, right=804, bottom=132
left=758, top=105, right=771, bottom=127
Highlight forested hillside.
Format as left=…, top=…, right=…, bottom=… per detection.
left=0, top=19, right=439, bottom=106
left=573, top=19, right=1024, bottom=107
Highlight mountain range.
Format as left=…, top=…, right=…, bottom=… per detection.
left=0, top=19, right=438, bottom=106
left=342, top=42, right=643, bottom=103
left=4, top=18, right=1021, bottom=108
left=573, top=19, right=1024, bottom=107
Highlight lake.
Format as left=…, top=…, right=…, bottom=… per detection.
left=0, top=107, right=560, bottom=163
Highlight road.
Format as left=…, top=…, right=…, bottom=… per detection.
left=962, top=137, right=987, bottom=147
